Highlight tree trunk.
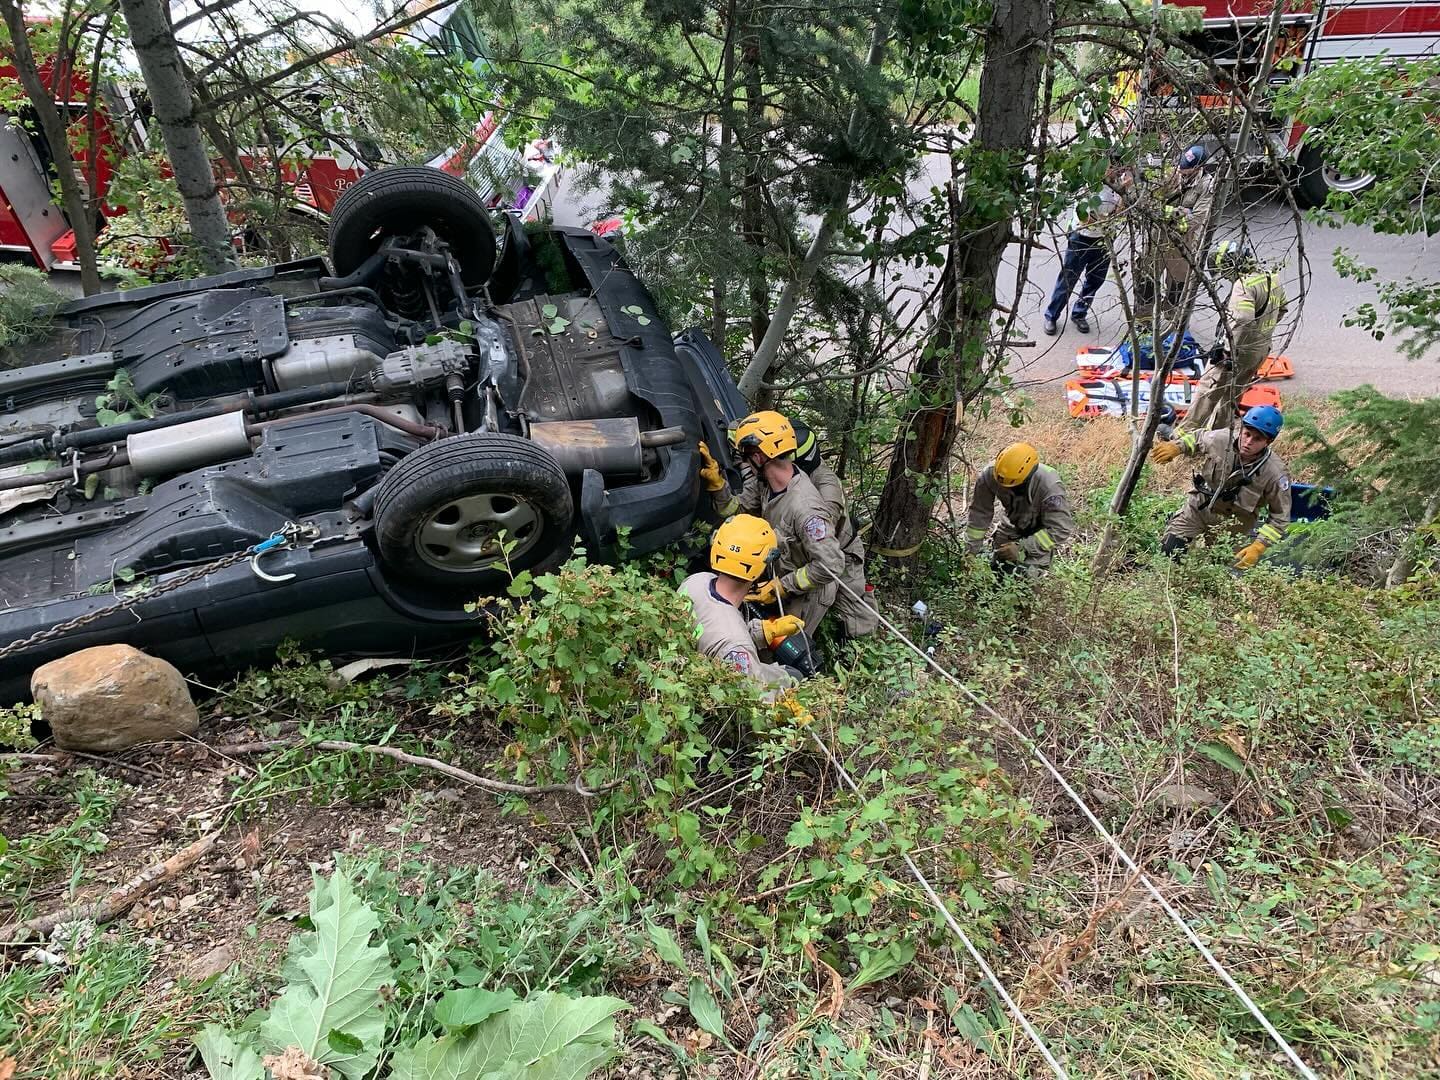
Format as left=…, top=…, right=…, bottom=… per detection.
left=118, top=0, right=235, bottom=274
left=736, top=14, right=891, bottom=402
left=739, top=4, right=769, bottom=361
left=712, top=0, right=739, bottom=350
left=0, top=1, right=103, bottom=294
left=870, top=0, right=1048, bottom=558
left=1386, top=493, right=1438, bottom=587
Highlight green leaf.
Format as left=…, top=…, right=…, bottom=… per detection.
left=687, top=978, right=724, bottom=1040
left=328, top=1029, right=364, bottom=1055
left=115, top=566, right=136, bottom=583
left=647, top=923, right=685, bottom=968
left=694, top=913, right=712, bottom=969
left=541, top=303, right=558, bottom=318
left=194, top=1024, right=266, bottom=1080
left=849, top=939, right=916, bottom=991
left=635, top=315, right=650, bottom=326
left=21, top=459, right=59, bottom=474
left=389, top=991, right=627, bottom=1080
left=630, top=1019, right=689, bottom=1063
left=96, top=408, right=121, bottom=427
left=434, top=987, right=518, bottom=1031
left=258, top=872, right=393, bottom=1079
left=83, top=473, right=100, bottom=500
left=1196, top=741, right=1246, bottom=774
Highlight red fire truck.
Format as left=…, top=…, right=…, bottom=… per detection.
left=0, top=8, right=559, bottom=273
left=1158, top=0, right=1440, bottom=205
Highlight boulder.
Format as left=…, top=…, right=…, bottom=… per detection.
left=31, top=644, right=198, bottom=752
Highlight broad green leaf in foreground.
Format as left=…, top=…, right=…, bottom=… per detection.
left=194, top=1025, right=265, bottom=1080
left=258, top=872, right=393, bottom=1079
left=389, top=991, right=628, bottom=1080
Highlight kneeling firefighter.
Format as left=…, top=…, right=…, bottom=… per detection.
left=679, top=514, right=817, bottom=691
left=1151, top=403, right=1291, bottom=569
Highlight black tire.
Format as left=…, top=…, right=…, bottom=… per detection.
left=1294, top=144, right=1330, bottom=210
left=1294, top=142, right=1376, bottom=210
left=328, top=167, right=497, bottom=285
left=373, top=433, right=573, bottom=587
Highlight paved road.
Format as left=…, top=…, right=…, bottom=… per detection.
left=553, top=164, right=1438, bottom=402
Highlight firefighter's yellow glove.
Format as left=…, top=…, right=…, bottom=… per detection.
left=994, top=542, right=1025, bottom=564
left=777, top=689, right=813, bottom=726
left=746, top=577, right=784, bottom=605
left=1150, top=440, right=1182, bottom=464
left=763, top=614, right=805, bottom=648
left=1233, top=540, right=1266, bottom=570
left=697, top=441, right=727, bottom=492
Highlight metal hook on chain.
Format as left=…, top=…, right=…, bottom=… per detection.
left=249, top=521, right=319, bottom=584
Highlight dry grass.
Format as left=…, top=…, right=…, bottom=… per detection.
left=958, top=388, right=1342, bottom=505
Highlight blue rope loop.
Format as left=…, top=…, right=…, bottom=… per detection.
left=251, top=531, right=290, bottom=555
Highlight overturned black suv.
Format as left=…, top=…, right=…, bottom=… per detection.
left=0, top=168, right=746, bottom=700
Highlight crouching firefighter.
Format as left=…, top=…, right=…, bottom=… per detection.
left=697, top=411, right=848, bottom=636
left=966, top=442, right=1075, bottom=576
left=1150, top=403, right=1291, bottom=570
left=679, top=514, right=812, bottom=691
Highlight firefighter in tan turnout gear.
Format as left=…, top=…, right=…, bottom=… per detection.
left=788, top=420, right=879, bottom=638
left=698, top=411, right=869, bottom=637
left=1136, top=144, right=1215, bottom=323
left=679, top=514, right=802, bottom=690
left=966, top=442, right=1075, bottom=576
left=1180, top=241, right=1287, bottom=434
left=1151, top=403, right=1291, bottom=570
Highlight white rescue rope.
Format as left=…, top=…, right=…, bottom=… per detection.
left=806, top=728, right=1072, bottom=1079
left=830, top=577, right=1319, bottom=1080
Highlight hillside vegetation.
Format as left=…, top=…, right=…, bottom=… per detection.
left=1, top=405, right=1437, bottom=1078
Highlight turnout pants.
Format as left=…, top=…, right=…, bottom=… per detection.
left=1179, top=342, right=1270, bottom=433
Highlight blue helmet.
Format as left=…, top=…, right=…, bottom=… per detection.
left=1241, top=404, right=1283, bottom=440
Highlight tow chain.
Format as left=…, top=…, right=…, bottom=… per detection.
left=0, top=522, right=318, bottom=665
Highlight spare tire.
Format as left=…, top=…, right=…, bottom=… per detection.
left=329, top=167, right=497, bottom=285
left=373, top=434, right=574, bottom=587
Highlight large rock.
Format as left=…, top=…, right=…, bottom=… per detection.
left=31, top=644, right=199, bottom=752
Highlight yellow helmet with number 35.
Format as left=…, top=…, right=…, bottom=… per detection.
left=711, top=514, right=778, bottom=582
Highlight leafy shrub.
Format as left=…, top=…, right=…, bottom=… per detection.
left=439, top=556, right=774, bottom=884
left=196, top=869, right=628, bottom=1079
left=0, top=264, right=64, bottom=354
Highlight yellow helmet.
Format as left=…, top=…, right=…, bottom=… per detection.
left=733, top=411, right=797, bottom=460
left=995, top=442, right=1039, bottom=487
left=711, top=514, right=777, bottom=582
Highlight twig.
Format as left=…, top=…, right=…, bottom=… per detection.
left=212, top=739, right=623, bottom=798
left=0, top=749, right=164, bottom=782
left=1, top=832, right=219, bottom=943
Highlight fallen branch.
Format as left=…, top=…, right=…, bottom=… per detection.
left=0, top=749, right=165, bottom=782
left=1, top=831, right=218, bottom=943
left=213, top=739, right=623, bottom=798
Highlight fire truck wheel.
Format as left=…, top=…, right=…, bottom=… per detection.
left=1295, top=143, right=1375, bottom=210
left=328, top=167, right=497, bottom=286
